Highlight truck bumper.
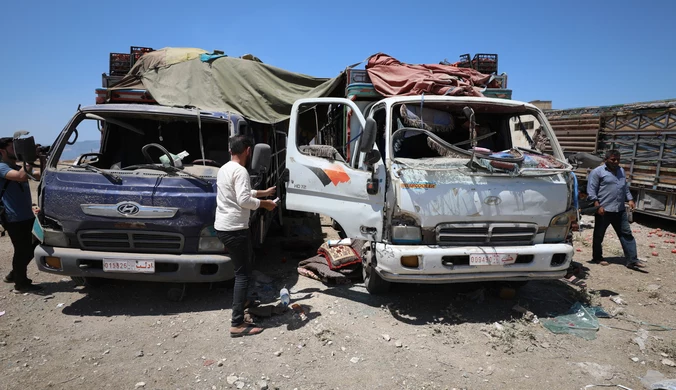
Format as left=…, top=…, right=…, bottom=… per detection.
left=373, top=243, right=573, bottom=284
left=34, top=246, right=234, bottom=283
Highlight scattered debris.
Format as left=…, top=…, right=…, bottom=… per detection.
left=135, top=382, right=146, bottom=389
left=631, top=357, right=640, bottom=362
left=641, top=369, right=676, bottom=390
left=382, top=334, right=391, bottom=342
left=633, top=329, right=649, bottom=353
left=663, top=359, right=676, bottom=367
left=217, top=359, right=225, bottom=367
left=512, top=305, right=539, bottom=324
left=203, top=359, right=215, bottom=367
left=235, top=381, right=245, bottom=389
left=135, top=351, right=144, bottom=358
left=350, top=357, right=360, bottom=364
left=395, top=341, right=403, bottom=348
left=0, top=311, right=4, bottom=317
left=257, top=380, right=269, bottom=390
left=274, top=350, right=282, bottom=357
left=610, top=296, right=627, bottom=306
left=56, top=303, right=64, bottom=308
left=226, top=376, right=239, bottom=385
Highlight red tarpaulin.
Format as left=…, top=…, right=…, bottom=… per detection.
left=365, top=53, right=499, bottom=97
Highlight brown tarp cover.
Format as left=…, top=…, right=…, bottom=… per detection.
left=366, top=53, right=499, bottom=97
left=112, top=47, right=344, bottom=124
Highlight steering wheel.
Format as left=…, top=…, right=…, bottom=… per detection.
left=191, top=159, right=222, bottom=167
left=141, top=143, right=174, bottom=167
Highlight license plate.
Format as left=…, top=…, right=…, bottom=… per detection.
left=103, top=259, right=155, bottom=273
left=469, top=253, right=517, bottom=266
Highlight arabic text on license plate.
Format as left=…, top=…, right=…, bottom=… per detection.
left=469, top=253, right=517, bottom=266
left=102, top=259, right=155, bottom=273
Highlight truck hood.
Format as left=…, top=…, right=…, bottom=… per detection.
left=41, top=169, right=218, bottom=236
left=392, top=159, right=572, bottom=228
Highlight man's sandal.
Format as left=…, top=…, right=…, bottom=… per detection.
left=627, top=261, right=647, bottom=270
left=230, top=323, right=263, bottom=338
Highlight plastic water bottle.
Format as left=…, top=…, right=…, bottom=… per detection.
left=280, top=288, right=290, bottom=306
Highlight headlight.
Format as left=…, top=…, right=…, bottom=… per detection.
left=43, top=229, right=69, bottom=247
left=391, top=225, right=422, bottom=245
left=544, top=210, right=575, bottom=243
left=198, top=226, right=225, bottom=252
left=42, top=217, right=69, bottom=247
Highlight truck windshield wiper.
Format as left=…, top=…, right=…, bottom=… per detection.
left=122, top=164, right=211, bottom=187
left=71, top=164, right=122, bottom=184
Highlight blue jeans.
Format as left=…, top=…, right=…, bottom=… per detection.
left=593, top=211, right=638, bottom=266
left=217, top=229, right=253, bottom=327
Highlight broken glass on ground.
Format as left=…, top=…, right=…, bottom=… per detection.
left=541, top=302, right=605, bottom=340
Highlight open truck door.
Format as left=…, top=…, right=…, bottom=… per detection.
left=285, top=98, right=385, bottom=241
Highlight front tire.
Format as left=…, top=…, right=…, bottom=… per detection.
left=362, top=247, right=390, bottom=294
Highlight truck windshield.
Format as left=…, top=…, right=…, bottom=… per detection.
left=390, top=102, right=568, bottom=173
left=54, top=112, right=231, bottom=172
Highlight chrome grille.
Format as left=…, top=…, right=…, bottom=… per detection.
left=78, top=230, right=184, bottom=253
left=435, top=223, right=537, bottom=246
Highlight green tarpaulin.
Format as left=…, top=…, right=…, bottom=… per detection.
left=112, top=47, right=344, bottom=124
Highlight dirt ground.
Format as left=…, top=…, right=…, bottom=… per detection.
left=1, top=210, right=676, bottom=390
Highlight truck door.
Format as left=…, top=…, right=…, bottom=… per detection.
left=285, top=98, right=386, bottom=241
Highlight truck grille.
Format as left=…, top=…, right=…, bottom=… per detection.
left=435, top=223, right=538, bottom=246
left=77, top=230, right=184, bottom=253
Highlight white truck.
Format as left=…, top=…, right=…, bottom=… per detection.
left=284, top=95, right=576, bottom=294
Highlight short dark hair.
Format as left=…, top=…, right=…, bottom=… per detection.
left=605, top=149, right=621, bottom=159
left=0, top=137, right=13, bottom=150
left=229, top=135, right=253, bottom=155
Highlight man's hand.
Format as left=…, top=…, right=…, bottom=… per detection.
left=258, top=186, right=276, bottom=198
left=628, top=200, right=636, bottom=210
left=260, top=199, right=277, bottom=211
left=597, top=206, right=605, bottom=216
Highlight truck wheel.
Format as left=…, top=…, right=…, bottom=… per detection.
left=363, top=264, right=390, bottom=294
left=71, top=277, right=106, bottom=288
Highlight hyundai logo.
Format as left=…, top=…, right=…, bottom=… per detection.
left=117, top=202, right=140, bottom=216
left=483, top=196, right=502, bottom=206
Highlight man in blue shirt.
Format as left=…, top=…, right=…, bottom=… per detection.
left=0, top=137, right=42, bottom=291
left=587, top=149, right=646, bottom=270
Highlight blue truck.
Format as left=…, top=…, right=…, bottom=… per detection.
left=32, top=87, right=283, bottom=287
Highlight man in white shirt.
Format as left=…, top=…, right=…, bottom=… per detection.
left=215, top=135, right=276, bottom=337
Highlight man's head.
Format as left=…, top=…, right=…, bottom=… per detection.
left=229, top=135, right=254, bottom=166
left=0, top=137, right=17, bottom=162
left=604, top=149, right=621, bottom=170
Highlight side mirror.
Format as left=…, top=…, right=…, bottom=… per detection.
left=363, top=149, right=381, bottom=166
left=250, top=143, right=271, bottom=174
left=360, top=118, right=378, bottom=153
left=13, top=136, right=38, bottom=163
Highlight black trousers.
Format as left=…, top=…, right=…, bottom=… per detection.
left=216, top=229, right=253, bottom=327
left=5, top=218, right=37, bottom=286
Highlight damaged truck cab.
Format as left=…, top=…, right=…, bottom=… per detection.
left=285, top=96, right=576, bottom=294
left=34, top=103, right=274, bottom=284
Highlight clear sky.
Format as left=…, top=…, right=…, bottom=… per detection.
left=1, top=0, right=674, bottom=144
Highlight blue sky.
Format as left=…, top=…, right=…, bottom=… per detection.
left=1, top=0, right=674, bottom=144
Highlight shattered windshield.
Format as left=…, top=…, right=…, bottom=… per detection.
left=53, top=112, right=232, bottom=175
left=389, top=102, right=568, bottom=174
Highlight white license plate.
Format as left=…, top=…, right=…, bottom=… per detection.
left=469, top=253, right=517, bottom=266
left=103, top=259, right=155, bottom=273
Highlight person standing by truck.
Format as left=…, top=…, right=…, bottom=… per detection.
left=587, top=149, right=646, bottom=270
left=0, top=137, right=42, bottom=292
left=215, top=135, right=277, bottom=337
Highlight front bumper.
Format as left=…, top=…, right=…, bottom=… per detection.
left=35, top=246, right=234, bottom=283
left=373, top=243, right=573, bottom=284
